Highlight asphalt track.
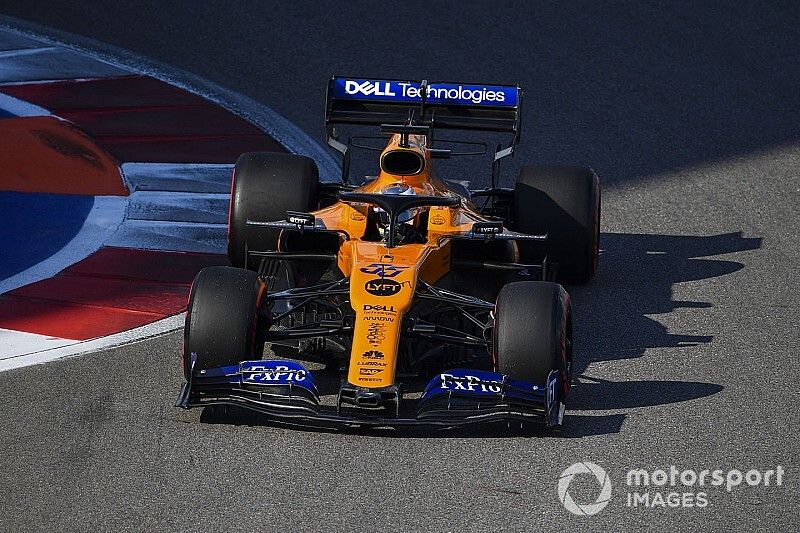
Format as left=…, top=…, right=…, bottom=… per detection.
left=1, top=2, right=799, bottom=531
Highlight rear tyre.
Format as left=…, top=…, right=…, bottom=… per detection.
left=514, top=165, right=600, bottom=284
left=494, top=281, right=572, bottom=395
left=227, top=152, right=320, bottom=269
left=182, top=266, right=262, bottom=381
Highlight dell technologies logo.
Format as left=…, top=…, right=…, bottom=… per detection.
left=344, top=80, right=396, bottom=97
left=343, top=79, right=508, bottom=105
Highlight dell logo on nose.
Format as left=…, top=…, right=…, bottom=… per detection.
left=345, top=80, right=396, bottom=97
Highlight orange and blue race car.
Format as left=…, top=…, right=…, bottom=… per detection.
left=176, top=77, right=600, bottom=430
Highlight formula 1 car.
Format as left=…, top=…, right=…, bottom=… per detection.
left=176, top=77, right=600, bottom=429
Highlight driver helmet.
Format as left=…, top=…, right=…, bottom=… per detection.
left=375, top=183, right=419, bottom=225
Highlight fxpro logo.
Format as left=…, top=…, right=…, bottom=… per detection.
left=242, top=365, right=308, bottom=383
left=438, top=373, right=503, bottom=393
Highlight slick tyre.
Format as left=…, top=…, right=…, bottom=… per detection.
left=514, top=165, right=600, bottom=284
left=227, top=152, right=319, bottom=269
left=182, top=266, right=261, bottom=381
left=494, top=281, right=572, bottom=394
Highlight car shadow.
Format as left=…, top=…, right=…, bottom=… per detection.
left=568, top=231, right=762, bottom=371
left=555, top=230, right=761, bottom=436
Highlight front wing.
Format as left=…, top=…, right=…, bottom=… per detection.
left=176, top=360, right=564, bottom=429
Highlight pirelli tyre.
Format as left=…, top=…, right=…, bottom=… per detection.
left=182, top=266, right=262, bottom=381
left=513, top=165, right=600, bottom=284
left=227, top=152, right=320, bottom=269
left=493, top=281, right=572, bottom=397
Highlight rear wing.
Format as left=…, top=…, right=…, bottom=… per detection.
left=325, top=77, right=522, bottom=176
left=326, top=77, right=521, bottom=132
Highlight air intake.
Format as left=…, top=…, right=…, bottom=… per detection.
left=380, top=150, right=425, bottom=176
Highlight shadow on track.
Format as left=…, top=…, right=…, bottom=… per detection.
left=569, top=231, right=762, bottom=371
left=556, top=230, right=762, bottom=436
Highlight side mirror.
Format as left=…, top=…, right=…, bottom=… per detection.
left=428, top=148, right=452, bottom=159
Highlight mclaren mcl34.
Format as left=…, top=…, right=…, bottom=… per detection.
left=176, top=78, right=600, bottom=430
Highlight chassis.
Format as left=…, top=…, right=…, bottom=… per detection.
left=177, top=78, right=600, bottom=430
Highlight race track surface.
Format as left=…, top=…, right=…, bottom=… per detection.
left=0, top=2, right=798, bottom=530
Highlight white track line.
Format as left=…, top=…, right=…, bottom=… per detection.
left=123, top=162, right=233, bottom=194
left=0, top=30, right=44, bottom=51
left=0, top=45, right=127, bottom=83
left=105, top=219, right=227, bottom=254
left=0, top=46, right=58, bottom=58
left=0, top=330, right=75, bottom=360
left=117, top=162, right=232, bottom=250
left=0, top=91, right=49, bottom=116
left=0, top=314, right=185, bottom=372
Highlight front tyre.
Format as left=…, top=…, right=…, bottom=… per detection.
left=182, top=266, right=262, bottom=381
left=493, top=281, right=572, bottom=400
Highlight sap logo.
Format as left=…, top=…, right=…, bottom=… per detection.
left=345, top=80, right=396, bottom=97
left=359, top=368, right=383, bottom=376
left=359, top=263, right=408, bottom=278
left=439, top=373, right=502, bottom=393
left=244, top=365, right=307, bottom=383
left=364, top=304, right=396, bottom=313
